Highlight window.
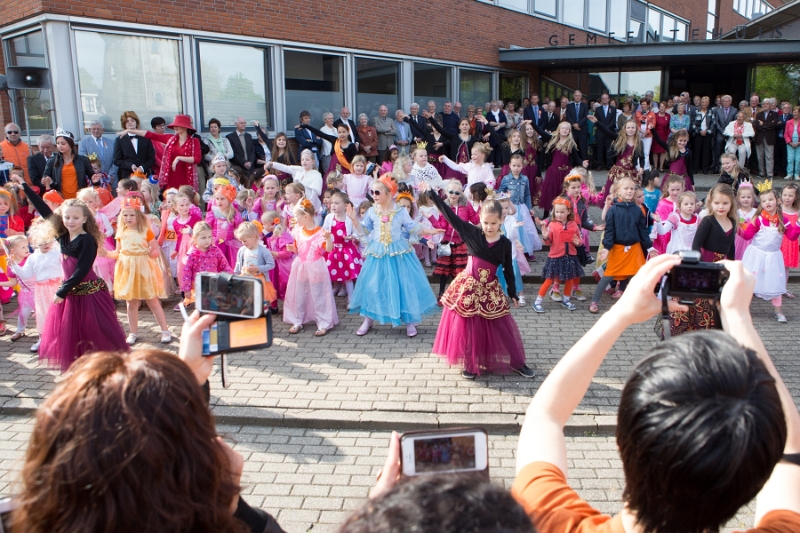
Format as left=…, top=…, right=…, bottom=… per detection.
left=284, top=51, right=343, bottom=130
left=356, top=58, right=400, bottom=123
left=608, top=0, right=627, bottom=40
left=460, top=69, right=492, bottom=108
left=619, top=70, right=661, bottom=102
left=661, top=15, right=675, bottom=41
left=499, top=0, right=527, bottom=12
left=675, top=21, right=687, bottom=41
left=752, top=63, right=799, bottom=105
left=534, top=0, right=556, bottom=17
left=500, top=73, right=527, bottom=108
left=562, top=0, right=584, bottom=28
left=647, top=8, right=661, bottom=41
left=629, top=0, right=647, bottom=42
left=4, top=30, right=53, bottom=133
left=737, top=0, right=773, bottom=19
left=75, top=31, right=182, bottom=132
left=198, top=41, right=268, bottom=131
left=588, top=0, right=607, bottom=32
left=414, top=63, right=451, bottom=113
left=588, top=72, right=620, bottom=101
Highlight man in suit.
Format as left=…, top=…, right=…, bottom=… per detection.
left=226, top=116, right=256, bottom=180
left=486, top=100, right=508, bottom=166
left=594, top=93, right=616, bottom=169
left=566, top=90, right=589, bottom=160
left=27, top=133, right=54, bottom=192
left=333, top=107, right=358, bottom=145
left=754, top=99, right=779, bottom=178
left=294, top=110, right=322, bottom=167
left=78, top=120, right=118, bottom=188
left=113, top=110, right=155, bottom=182
left=523, top=93, right=543, bottom=128
left=559, top=96, right=569, bottom=122
left=672, top=92, right=697, bottom=120
left=713, top=95, right=737, bottom=173
left=408, top=103, right=427, bottom=143
left=543, top=102, right=559, bottom=134
left=775, top=101, right=791, bottom=177
left=372, top=105, right=396, bottom=163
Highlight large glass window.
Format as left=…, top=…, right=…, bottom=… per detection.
left=629, top=0, right=647, bottom=42
left=534, top=0, right=556, bottom=16
left=500, top=73, right=526, bottom=108
left=499, top=0, right=528, bottom=12
left=460, top=70, right=492, bottom=109
left=198, top=41, right=268, bottom=131
left=647, top=8, right=661, bottom=41
left=284, top=51, right=343, bottom=129
left=588, top=0, right=607, bottom=32
left=619, top=70, right=661, bottom=102
left=75, top=31, right=182, bottom=132
left=356, top=58, right=400, bottom=123
left=588, top=72, right=620, bottom=101
left=562, top=0, right=584, bottom=28
left=4, top=30, right=53, bottom=133
left=707, top=0, right=718, bottom=39
left=414, top=63, right=451, bottom=113
left=608, top=0, right=627, bottom=40
left=661, top=15, right=675, bottom=41
left=752, top=63, right=800, bottom=106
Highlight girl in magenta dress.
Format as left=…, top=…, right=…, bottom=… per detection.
left=323, top=191, right=362, bottom=303
left=651, top=127, right=694, bottom=192
left=18, top=182, right=127, bottom=371
left=531, top=120, right=585, bottom=216
left=521, top=121, right=542, bottom=206
left=588, top=117, right=645, bottom=198
left=172, top=193, right=202, bottom=299
left=423, top=185, right=534, bottom=380
left=735, top=183, right=757, bottom=261
left=780, top=183, right=800, bottom=296
left=206, top=184, right=243, bottom=267
left=266, top=217, right=296, bottom=308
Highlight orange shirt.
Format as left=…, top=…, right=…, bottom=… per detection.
left=0, top=140, right=30, bottom=182
left=511, top=462, right=800, bottom=533
left=60, top=162, right=79, bottom=199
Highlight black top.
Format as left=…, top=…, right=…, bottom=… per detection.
left=717, top=171, right=751, bottom=193
left=692, top=216, right=736, bottom=259
left=651, top=128, right=694, bottom=184
left=530, top=121, right=584, bottom=170
left=593, top=121, right=645, bottom=168
left=21, top=182, right=96, bottom=299
left=427, top=190, right=517, bottom=300
left=428, top=117, right=485, bottom=163
left=403, top=117, right=450, bottom=156
left=299, top=124, right=359, bottom=164
left=43, top=153, right=95, bottom=193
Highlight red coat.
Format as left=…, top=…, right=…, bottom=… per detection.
left=145, top=131, right=201, bottom=190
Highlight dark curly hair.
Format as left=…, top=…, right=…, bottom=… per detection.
left=11, top=350, right=249, bottom=533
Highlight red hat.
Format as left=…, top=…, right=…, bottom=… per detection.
left=167, top=114, right=196, bottom=133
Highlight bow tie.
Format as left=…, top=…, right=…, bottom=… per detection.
left=128, top=134, right=136, bottom=137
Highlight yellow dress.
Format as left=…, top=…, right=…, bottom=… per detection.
left=114, top=227, right=167, bottom=300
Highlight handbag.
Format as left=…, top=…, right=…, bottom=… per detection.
left=575, top=244, right=592, bottom=266
left=437, top=241, right=452, bottom=257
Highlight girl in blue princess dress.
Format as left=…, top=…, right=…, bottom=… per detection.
left=348, top=174, right=442, bottom=337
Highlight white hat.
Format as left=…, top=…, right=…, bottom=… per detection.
left=211, top=153, right=227, bottom=166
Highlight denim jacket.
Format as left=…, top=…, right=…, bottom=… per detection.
left=498, top=173, right=532, bottom=209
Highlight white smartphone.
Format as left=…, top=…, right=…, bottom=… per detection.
left=195, top=273, right=263, bottom=319
left=400, top=428, right=488, bottom=477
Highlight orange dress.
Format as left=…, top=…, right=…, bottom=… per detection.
left=60, top=162, right=79, bottom=199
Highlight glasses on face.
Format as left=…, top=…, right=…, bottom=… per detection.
left=6, top=131, right=19, bottom=135
left=369, top=189, right=382, bottom=196
left=447, top=190, right=461, bottom=196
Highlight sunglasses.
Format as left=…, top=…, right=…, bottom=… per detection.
left=369, top=189, right=382, bottom=196
left=6, top=131, right=19, bottom=134
left=447, top=190, right=462, bottom=195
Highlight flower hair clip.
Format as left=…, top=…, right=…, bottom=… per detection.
left=300, top=198, right=314, bottom=211
left=273, top=217, right=281, bottom=225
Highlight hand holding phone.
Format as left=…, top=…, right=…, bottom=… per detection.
left=400, top=428, right=488, bottom=477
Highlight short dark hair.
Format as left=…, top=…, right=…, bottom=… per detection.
left=208, top=118, right=221, bottom=129
left=469, top=182, right=489, bottom=202
left=299, top=110, right=311, bottom=120
left=617, top=331, right=786, bottom=533
left=339, top=473, right=535, bottom=533
left=151, top=116, right=166, bottom=128
left=119, top=179, right=139, bottom=191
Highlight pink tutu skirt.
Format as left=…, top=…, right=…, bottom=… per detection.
left=735, top=234, right=752, bottom=261
left=34, top=278, right=60, bottom=333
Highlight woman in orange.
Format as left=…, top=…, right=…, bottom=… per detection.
left=42, top=129, right=95, bottom=199
left=634, top=99, right=657, bottom=171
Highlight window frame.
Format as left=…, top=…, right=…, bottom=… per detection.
left=2, top=28, right=55, bottom=135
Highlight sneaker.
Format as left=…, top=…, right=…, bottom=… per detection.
left=549, top=290, right=563, bottom=302
left=517, top=295, right=526, bottom=306
left=160, top=330, right=172, bottom=344
left=573, top=289, right=586, bottom=301
left=561, top=300, right=577, bottom=311
left=776, top=313, right=788, bottom=323
left=611, top=290, right=624, bottom=299
left=173, top=303, right=182, bottom=311
left=30, top=340, right=40, bottom=352
left=126, top=334, right=138, bottom=345
left=588, top=302, right=599, bottom=314
left=533, top=301, right=545, bottom=313
left=513, top=364, right=536, bottom=378
left=461, top=369, right=477, bottom=380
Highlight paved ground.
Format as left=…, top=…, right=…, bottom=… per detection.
left=0, top=171, right=792, bottom=532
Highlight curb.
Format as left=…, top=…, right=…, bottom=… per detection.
left=0, top=401, right=617, bottom=436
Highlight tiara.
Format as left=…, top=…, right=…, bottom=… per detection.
left=123, top=193, right=142, bottom=211
left=87, top=152, right=100, bottom=162
left=564, top=172, right=582, bottom=183
left=415, top=141, right=428, bottom=150
left=755, top=179, right=773, bottom=193
left=396, top=192, right=414, bottom=204
left=494, top=192, right=510, bottom=201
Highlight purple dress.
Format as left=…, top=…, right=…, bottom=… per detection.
left=444, top=143, right=469, bottom=184
left=662, top=155, right=694, bottom=192
left=41, top=255, right=128, bottom=372
left=523, top=144, right=541, bottom=206
left=540, top=149, right=573, bottom=211
left=602, top=143, right=640, bottom=197
left=433, top=251, right=526, bottom=375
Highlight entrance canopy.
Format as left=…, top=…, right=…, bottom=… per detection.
left=499, top=40, right=800, bottom=68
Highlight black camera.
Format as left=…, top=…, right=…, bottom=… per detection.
left=660, top=250, right=729, bottom=304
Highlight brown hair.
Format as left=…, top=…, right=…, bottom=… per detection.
left=272, top=132, right=296, bottom=165
left=120, top=110, right=140, bottom=128
left=44, top=199, right=105, bottom=248
left=706, top=183, right=737, bottom=226
left=757, top=189, right=786, bottom=233
left=11, top=350, right=248, bottom=533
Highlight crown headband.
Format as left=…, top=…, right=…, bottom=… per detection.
left=415, top=141, right=428, bottom=151
left=211, top=153, right=227, bottom=166
left=87, top=152, right=100, bottom=162
left=552, top=197, right=572, bottom=209
left=755, top=179, right=773, bottom=193
left=564, top=172, right=582, bottom=183
left=122, top=193, right=142, bottom=211
left=396, top=192, right=414, bottom=204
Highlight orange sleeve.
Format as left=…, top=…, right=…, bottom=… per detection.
left=749, top=510, right=800, bottom=533
left=146, top=228, right=155, bottom=242
left=511, top=462, right=616, bottom=533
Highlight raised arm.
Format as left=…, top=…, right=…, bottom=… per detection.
left=425, top=189, right=477, bottom=242
left=427, top=116, right=456, bottom=141
left=299, top=123, right=337, bottom=145
left=18, top=181, right=52, bottom=218
left=649, top=126, right=670, bottom=152
left=530, top=120, right=553, bottom=143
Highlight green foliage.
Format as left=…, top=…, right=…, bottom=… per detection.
left=753, top=64, right=800, bottom=103
left=224, top=72, right=264, bottom=102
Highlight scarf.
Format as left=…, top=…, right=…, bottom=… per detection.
left=159, top=134, right=198, bottom=190
left=334, top=141, right=352, bottom=172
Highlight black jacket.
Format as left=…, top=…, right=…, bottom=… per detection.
left=27, top=152, right=48, bottom=191
left=565, top=102, right=588, bottom=137
left=602, top=200, right=652, bottom=250
left=594, top=105, right=617, bottom=135
left=44, top=153, right=94, bottom=193
left=227, top=130, right=257, bottom=168
left=113, top=134, right=155, bottom=181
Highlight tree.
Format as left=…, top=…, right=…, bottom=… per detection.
left=753, top=64, right=800, bottom=104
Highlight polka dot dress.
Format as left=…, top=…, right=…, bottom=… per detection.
left=325, top=218, right=363, bottom=282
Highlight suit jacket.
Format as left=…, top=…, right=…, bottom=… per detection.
left=565, top=102, right=589, bottom=137
left=112, top=134, right=155, bottom=181
left=407, top=114, right=427, bottom=139
left=542, top=111, right=560, bottom=133
left=78, top=135, right=117, bottom=179
left=523, top=104, right=543, bottom=127
left=226, top=130, right=256, bottom=168
left=713, top=106, right=737, bottom=143
left=26, top=152, right=48, bottom=190
left=594, top=105, right=617, bottom=136
left=754, top=109, right=778, bottom=145
left=333, top=118, right=358, bottom=144
left=294, top=126, right=322, bottom=159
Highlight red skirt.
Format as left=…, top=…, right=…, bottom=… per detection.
left=433, top=241, right=468, bottom=278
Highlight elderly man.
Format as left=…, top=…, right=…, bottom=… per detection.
left=27, top=134, right=55, bottom=192
left=426, top=100, right=439, bottom=132
left=754, top=97, right=778, bottom=178
left=566, top=90, right=589, bottom=160
left=438, top=101, right=459, bottom=136
left=1, top=123, right=31, bottom=183
left=775, top=101, right=792, bottom=177
left=372, top=105, right=396, bottom=163
left=78, top=120, right=118, bottom=187
left=333, top=107, right=358, bottom=144
left=394, top=110, right=411, bottom=155
left=453, top=101, right=462, bottom=118
left=226, top=116, right=256, bottom=179
left=713, top=95, right=736, bottom=173
left=673, top=91, right=697, bottom=120
left=407, top=103, right=426, bottom=142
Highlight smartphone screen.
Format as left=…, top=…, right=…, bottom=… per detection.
left=196, top=274, right=261, bottom=318
left=201, top=315, right=272, bottom=356
left=413, top=436, right=477, bottom=473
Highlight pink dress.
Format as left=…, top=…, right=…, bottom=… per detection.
left=654, top=198, right=677, bottom=254
left=283, top=227, right=338, bottom=330
left=206, top=207, right=243, bottom=267
left=342, top=174, right=372, bottom=209
left=781, top=211, right=799, bottom=268
left=93, top=211, right=116, bottom=292
left=735, top=208, right=756, bottom=261
left=179, top=244, right=232, bottom=294
left=173, top=213, right=202, bottom=287
left=323, top=216, right=362, bottom=282
left=267, top=230, right=295, bottom=300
